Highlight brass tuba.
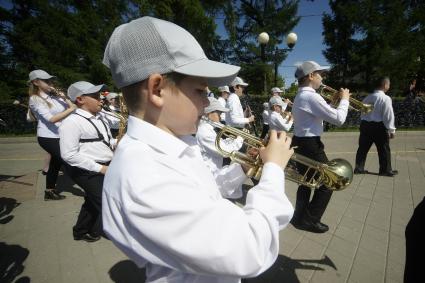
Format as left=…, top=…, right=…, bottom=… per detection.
left=202, top=117, right=353, bottom=191
left=319, top=84, right=373, bottom=114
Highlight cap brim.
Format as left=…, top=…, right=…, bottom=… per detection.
left=84, top=84, right=106, bottom=95
left=174, top=59, right=240, bottom=87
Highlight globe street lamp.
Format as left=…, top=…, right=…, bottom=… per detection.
left=258, top=32, right=270, bottom=93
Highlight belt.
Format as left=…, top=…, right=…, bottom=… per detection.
left=98, top=161, right=111, bottom=166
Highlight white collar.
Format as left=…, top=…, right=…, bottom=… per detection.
left=126, top=116, right=193, bottom=158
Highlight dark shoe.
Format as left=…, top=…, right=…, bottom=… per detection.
left=44, top=190, right=66, bottom=201
left=379, top=170, right=398, bottom=177
left=354, top=168, right=369, bottom=174
left=74, top=233, right=101, bottom=242
left=295, top=218, right=329, bottom=233
left=41, top=170, right=48, bottom=176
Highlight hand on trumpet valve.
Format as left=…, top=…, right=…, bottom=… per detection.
left=248, top=115, right=255, bottom=122
left=260, top=130, right=294, bottom=169
left=339, top=88, right=351, bottom=100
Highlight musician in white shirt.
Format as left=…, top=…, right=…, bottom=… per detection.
left=60, top=81, right=114, bottom=243
left=28, top=69, right=76, bottom=201
left=354, top=77, right=398, bottom=176
left=260, top=102, right=270, bottom=139
left=225, top=77, right=254, bottom=129
left=217, top=85, right=230, bottom=124
left=102, top=17, right=294, bottom=283
left=268, top=96, right=293, bottom=132
left=291, top=61, right=350, bottom=234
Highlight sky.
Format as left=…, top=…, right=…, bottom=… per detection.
left=216, top=0, right=332, bottom=87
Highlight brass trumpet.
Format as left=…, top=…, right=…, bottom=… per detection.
left=319, top=84, right=373, bottom=114
left=202, top=117, right=353, bottom=191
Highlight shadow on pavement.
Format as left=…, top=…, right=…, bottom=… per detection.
left=0, top=242, right=30, bottom=283
left=0, top=197, right=21, bottom=224
left=243, top=254, right=336, bottom=283
left=109, top=260, right=146, bottom=283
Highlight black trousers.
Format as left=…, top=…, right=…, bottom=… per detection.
left=68, top=166, right=105, bottom=237
left=404, top=197, right=425, bottom=283
left=37, top=137, right=63, bottom=190
left=291, top=136, right=332, bottom=223
left=355, top=121, right=392, bottom=173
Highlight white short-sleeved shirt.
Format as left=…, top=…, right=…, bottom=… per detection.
left=269, top=111, right=293, bottom=132
left=102, top=116, right=294, bottom=283
left=29, top=92, right=68, bottom=138
left=360, top=90, right=396, bottom=133
left=225, top=93, right=249, bottom=128
left=292, top=87, right=349, bottom=137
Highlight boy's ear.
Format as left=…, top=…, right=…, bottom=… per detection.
left=75, top=96, right=84, bottom=106
left=147, top=74, right=165, bottom=107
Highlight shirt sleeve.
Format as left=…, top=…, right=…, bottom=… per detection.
left=309, top=95, right=349, bottom=126
left=214, top=163, right=246, bottom=199
left=59, top=118, right=103, bottom=172
left=103, top=160, right=293, bottom=278
left=382, top=96, right=396, bottom=133
left=29, top=96, right=54, bottom=122
left=228, top=96, right=250, bottom=125
left=270, top=113, right=292, bottom=132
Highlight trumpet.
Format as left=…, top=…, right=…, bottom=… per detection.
left=103, top=97, right=128, bottom=143
left=202, top=117, right=353, bottom=191
left=319, top=84, right=373, bottom=114
left=49, top=86, right=70, bottom=99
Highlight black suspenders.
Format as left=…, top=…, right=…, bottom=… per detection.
left=75, top=113, right=112, bottom=149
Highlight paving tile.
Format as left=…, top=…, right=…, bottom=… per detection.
left=386, top=259, right=404, bottom=283
left=310, top=247, right=353, bottom=283
left=349, top=248, right=386, bottom=283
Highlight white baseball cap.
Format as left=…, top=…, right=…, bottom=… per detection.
left=106, top=92, right=118, bottom=100
left=295, top=61, right=330, bottom=79
left=103, top=17, right=240, bottom=89
left=218, top=86, right=230, bottom=93
left=204, top=97, right=229, bottom=114
left=269, top=96, right=284, bottom=107
left=231, top=76, right=248, bottom=87
left=271, top=87, right=283, bottom=93
left=28, top=70, right=55, bottom=82
left=67, top=81, right=106, bottom=102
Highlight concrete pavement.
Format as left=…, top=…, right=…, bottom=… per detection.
left=1, top=132, right=424, bottom=282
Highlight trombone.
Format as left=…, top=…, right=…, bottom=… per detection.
left=202, top=117, right=353, bottom=191
left=319, top=84, right=373, bottom=114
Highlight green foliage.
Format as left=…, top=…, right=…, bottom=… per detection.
left=223, top=0, right=300, bottom=94
left=322, top=0, right=425, bottom=96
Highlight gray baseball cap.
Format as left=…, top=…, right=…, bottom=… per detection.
left=204, top=97, right=229, bottom=114
left=231, top=76, right=248, bottom=87
left=269, top=96, right=284, bottom=107
left=271, top=87, right=283, bottom=93
left=295, top=61, right=330, bottom=79
left=103, top=17, right=240, bottom=89
left=28, top=70, right=55, bottom=82
left=67, top=81, right=106, bottom=102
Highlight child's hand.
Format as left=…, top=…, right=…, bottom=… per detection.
left=259, top=130, right=293, bottom=169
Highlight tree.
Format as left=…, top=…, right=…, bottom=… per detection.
left=322, top=0, right=424, bottom=96
left=223, top=0, right=300, bottom=94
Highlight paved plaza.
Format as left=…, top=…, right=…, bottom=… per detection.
left=1, top=131, right=424, bottom=283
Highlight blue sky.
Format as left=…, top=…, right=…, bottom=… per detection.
left=216, top=0, right=332, bottom=87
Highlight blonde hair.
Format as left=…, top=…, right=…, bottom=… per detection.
left=28, top=81, right=53, bottom=108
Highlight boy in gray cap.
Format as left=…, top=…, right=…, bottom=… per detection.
left=291, top=61, right=350, bottom=233
left=101, top=16, right=295, bottom=283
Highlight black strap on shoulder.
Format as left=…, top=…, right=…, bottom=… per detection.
left=75, top=113, right=111, bottom=149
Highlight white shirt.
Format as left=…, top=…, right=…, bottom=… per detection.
left=361, top=90, right=396, bottom=133
left=293, top=87, right=349, bottom=137
left=217, top=97, right=227, bottom=122
left=102, top=116, right=294, bottom=283
left=269, top=111, right=293, bottom=132
left=59, top=108, right=114, bottom=172
left=225, top=93, right=249, bottom=128
left=29, top=92, right=68, bottom=138
left=100, top=109, right=120, bottom=130
left=262, top=110, right=270, bottom=125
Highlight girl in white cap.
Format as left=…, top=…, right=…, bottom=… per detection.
left=28, top=69, right=76, bottom=200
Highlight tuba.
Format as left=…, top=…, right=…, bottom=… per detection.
left=202, top=117, right=353, bottom=191
left=319, top=84, right=373, bottom=114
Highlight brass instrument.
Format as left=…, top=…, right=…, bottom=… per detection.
left=202, top=117, right=353, bottom=191
left=49, top=86, right=71, bottom=100
left=319, top=84, right=373, bottom=114
left=103, top=95, right=128, bottom=143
